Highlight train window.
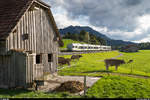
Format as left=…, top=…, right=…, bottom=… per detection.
left=73, top=46, right=77, bottom=48
left=79, top=46, right=83, bottom=49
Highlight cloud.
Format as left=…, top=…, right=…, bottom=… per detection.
left=43, top=0, right=150, bottom=42
left=54, top=9, right=81, bottom=28
left=133, top=34, right=150, bottom=43
left=124, top=0, right=142, bottom=6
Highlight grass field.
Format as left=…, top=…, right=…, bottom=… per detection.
left=87, top=76, right=150, bottom=98
left=58, top=51, right=120, bottom=76
left=118, top=50, right=150, bottom=76
left=0, top=89, right=81, bottom=98
left=57, top=50, right=150, bottom=98
left=58, top=50, right=150, bottom=77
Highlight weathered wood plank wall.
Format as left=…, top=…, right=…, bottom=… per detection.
left=0, top=2, right=60, bottom=88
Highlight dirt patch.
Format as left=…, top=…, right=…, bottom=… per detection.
left=38, top=75, right=101, bottom=94
left=54, top=81, right=87, bottom=93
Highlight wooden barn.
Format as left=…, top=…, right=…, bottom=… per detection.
left=0, top=0, right=63, bottom=89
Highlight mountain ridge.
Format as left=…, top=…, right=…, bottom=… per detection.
left=59, top=25, right=135, bottom=46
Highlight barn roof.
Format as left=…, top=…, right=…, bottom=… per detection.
left=0, top=0, right=63, bottom=46
left=125, top=44, right=139, bottom=49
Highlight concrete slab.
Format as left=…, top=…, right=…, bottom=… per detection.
left=39, top=75, right=101, bottom=94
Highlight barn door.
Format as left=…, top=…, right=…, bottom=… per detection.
left=0, top=55, right=11, bottom=88
left=14, top=52, right=26, bottom=87
left=34, top=64, right=44, bottom=81
left=33, top=54, right=44, bottom=81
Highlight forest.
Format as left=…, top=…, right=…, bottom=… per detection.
left=62, top=30, right=106, bottom=45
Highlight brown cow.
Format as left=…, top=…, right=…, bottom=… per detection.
left=65, top=58, right=72, bottom=62
left=104, top=59, right=125, bottom=71
left=71, top=55, right=82, bottom=60
left=58, top=57, right=71, bottom=66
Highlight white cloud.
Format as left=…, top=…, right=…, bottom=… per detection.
left=135, top=14, right=150, bottom=34
left=133, top=35, right=150, bottom=43
left=44, top=0, right=150, bottom=43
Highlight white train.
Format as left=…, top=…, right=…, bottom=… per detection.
left=67, top=43, right=111, bottom=51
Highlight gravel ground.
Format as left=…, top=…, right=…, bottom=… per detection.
left=39, top=75, right=101, bottom=95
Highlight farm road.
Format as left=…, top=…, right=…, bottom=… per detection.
left=98, top=53, right=123, bottom=62
left=111, top=53, right=123, bottom=59
left=57, top=64, right=76, bottom=71
left=86, top=72, right=150, bottom=79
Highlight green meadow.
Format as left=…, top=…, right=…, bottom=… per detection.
left=87, top=75, right=150, bottom=98
left=58, top=50, right=150, bottom=77
left=57, top=50, right=150, bottom=98
left=0, top=89, right=80, bottom=98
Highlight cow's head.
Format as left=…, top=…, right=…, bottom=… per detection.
left=121, top=60, right=125, bottom=64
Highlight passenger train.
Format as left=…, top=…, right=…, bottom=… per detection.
left=67, top=43, right=111, bottom=51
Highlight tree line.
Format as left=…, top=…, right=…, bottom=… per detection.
left=138, top=42, right=150, bottom=50
left=62, top=30, right=106, bottom=45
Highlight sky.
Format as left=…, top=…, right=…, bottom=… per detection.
left=43, top=0, right=150, bottom=43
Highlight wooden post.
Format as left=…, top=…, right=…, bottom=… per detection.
left=84, top=76, right=87, bottom=97
left=131, top=64, right=133, bottom=73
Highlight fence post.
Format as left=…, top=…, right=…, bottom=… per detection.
left=131, top=64, right=133, bottom=73
left=84, top=76, right=87, bottom=97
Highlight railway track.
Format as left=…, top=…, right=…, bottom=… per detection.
left=59, top=50, right=114, bottom=55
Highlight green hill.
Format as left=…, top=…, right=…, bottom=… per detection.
left=60, top=39, right=85, bottom=50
